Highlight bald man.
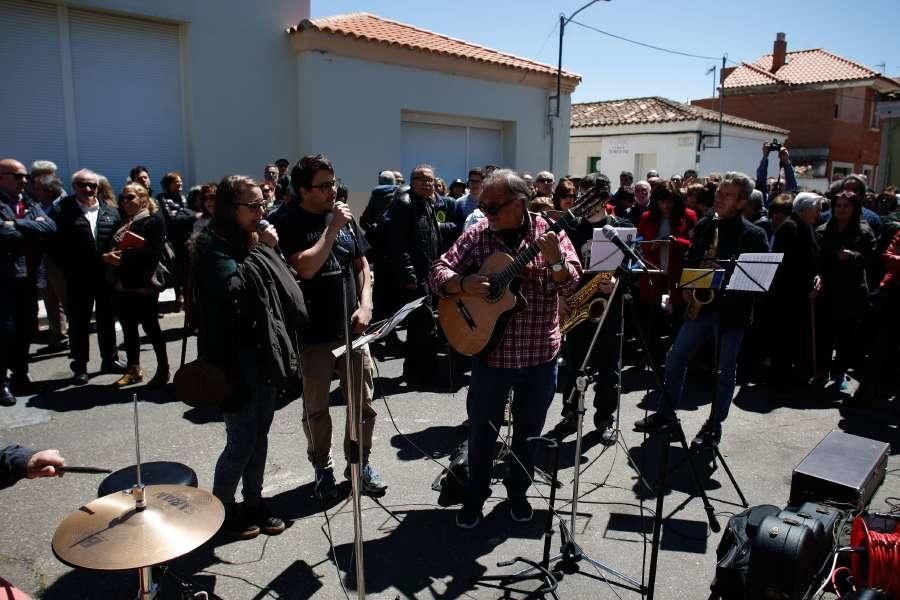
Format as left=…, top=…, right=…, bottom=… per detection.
left=0, top=159, right=56, bottom=405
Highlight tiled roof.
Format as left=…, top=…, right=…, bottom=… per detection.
left=571, top=96, right=788, bottom=134
left=725, top=48, right=881, bottom=89
left=289, top=12, right=580, bottom=83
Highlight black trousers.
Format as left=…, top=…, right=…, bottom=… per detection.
left=403, top=288, right=438, bottom=378
left=117, top=291, right=166, bottom=368
left=66, top=273, right=118, bottom=371
left=0, top=278, right=36, bottom=381
left=560, top=295, right=621, bottom=423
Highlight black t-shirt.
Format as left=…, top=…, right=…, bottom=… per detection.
left=272, top=202, right=369, bottom=344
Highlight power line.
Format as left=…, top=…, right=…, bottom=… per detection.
left=568, top=19, right=741, bottom=65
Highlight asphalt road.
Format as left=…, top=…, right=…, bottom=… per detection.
left=1, top=308, right=898, bottom=599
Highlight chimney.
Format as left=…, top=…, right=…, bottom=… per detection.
left=771, top=32, right=787, bottom=73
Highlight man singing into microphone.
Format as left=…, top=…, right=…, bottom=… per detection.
left=430, top=169, right=581, bottom=528
left=271, top=154, right=386, bottom=500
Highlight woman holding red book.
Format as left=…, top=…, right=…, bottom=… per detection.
left=101, top=183, right=169, bottom=387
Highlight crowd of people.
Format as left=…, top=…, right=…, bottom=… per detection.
left=1, top=140, right=898, bottom=536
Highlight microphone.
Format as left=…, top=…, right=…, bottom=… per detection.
left=257, top=219, right=285, bottom=260
left=600, top=224, right=647, bottom=272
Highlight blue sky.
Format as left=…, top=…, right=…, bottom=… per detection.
left=312, top=0, right=900, bottom=104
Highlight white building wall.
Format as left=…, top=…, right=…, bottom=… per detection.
left=569, top=133, right=696, bottom=180
left=699, top=128, right=777, bottom=179
left=569, top=123, right=780, bottom=182
left=297, top=52, right=569, bottom=210
left=56, top=0, right=309, bottom=185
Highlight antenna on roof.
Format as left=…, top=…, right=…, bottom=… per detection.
left=875, top=62, right=886, bottom=74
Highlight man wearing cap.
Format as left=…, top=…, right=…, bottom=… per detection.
left=360, top=170, right=398, bottom=320
left=448, top=179, right=466, bottom=199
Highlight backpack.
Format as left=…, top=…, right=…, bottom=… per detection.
left=709, top=504, right=780, bottom=600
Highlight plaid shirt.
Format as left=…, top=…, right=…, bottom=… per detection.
left=430, top=211, right=581, bottom=368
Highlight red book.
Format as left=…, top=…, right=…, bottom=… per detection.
left=118, top=230, right=146, bottom=250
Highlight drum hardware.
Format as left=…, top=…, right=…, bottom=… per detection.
left=51, top=394, right=223, bottom=600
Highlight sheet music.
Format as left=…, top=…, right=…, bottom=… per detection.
left=726, top=253, right=783, bottom=292
left=332, top=296, right=426, bottom=357
left=588, top=227, right=637, bottom=271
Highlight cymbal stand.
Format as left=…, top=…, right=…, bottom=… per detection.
left=128, top=392, right=157, bottom=600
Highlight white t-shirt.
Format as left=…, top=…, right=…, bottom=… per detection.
left=77, top=200, right=100, bottom=238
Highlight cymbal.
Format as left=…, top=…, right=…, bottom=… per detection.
left=52, top=484, right=224, bottom=571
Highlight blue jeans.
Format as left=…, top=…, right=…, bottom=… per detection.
left=213, top=382, right=277, bottom=506
left=464, top=356, right=558, bottom=508
left=661, top=312, right=745, bottom=428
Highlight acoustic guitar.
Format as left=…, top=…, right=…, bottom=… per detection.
left=438, top=189, right=604, bottom=357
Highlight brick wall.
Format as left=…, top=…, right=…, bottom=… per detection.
left=692, top=86, right=881, bottom=173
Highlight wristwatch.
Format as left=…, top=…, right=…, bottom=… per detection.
left=550, top=259, right=566, bottom=273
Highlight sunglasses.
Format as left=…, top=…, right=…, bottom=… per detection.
left=310, top=180, right=337, bottom=191
left=1, top=172, right=27, bottom=180
left=478, top=198, right=514, bottom=216
left=75, top=181, right=98, bottom=190
left=122, top=193, right=139, bottom=201
left=536, top=178, right=553, bottom=184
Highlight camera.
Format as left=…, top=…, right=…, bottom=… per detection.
left=769, top=138, right=783, bottom=152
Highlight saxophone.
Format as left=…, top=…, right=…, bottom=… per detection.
left=685, top=216, right=719, bottom=320
left=561, top=271, right=614, bottom=334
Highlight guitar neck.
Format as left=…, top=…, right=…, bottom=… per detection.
left=494, top=215, right=569, bottom=287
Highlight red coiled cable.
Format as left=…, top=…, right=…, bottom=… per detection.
left=850, top=516, right=900, bottom=595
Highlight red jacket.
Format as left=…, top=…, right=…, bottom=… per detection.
left=637, top=208, right=697, bottom=305
left=880, top=230, right=900, bottom=289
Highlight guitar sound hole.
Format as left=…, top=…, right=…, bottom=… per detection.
left=485, top=279, right=503, bottom=303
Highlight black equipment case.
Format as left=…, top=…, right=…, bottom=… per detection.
left=748, top=514, right=820, bottom=600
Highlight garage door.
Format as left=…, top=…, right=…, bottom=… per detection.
left=401, top=120, right=502, bottom=184
left=0, top=1, right=185, bottom=191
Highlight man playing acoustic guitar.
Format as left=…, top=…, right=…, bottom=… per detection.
left=429, top=169, right=581, bottom=529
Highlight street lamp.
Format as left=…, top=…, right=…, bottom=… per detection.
left=550, top=0, right=610, bottom=172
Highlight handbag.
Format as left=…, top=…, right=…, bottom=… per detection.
left=173, top=359, right=231, bottom=409
left=150, top=242, right=177, bottom=291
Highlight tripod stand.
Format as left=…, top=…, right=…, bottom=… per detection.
left=613, top=262, right=724, bottom=600
left=473, top=437, right=563, bottom=599
left=505, top=273, right=644, bottom=594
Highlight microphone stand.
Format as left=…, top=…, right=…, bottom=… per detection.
left=341, top=263, right=366, bottom=600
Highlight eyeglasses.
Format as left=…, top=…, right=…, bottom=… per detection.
left=237, top=202, right=265, bottom=211
left=122, top=194, right=139, bottom=201
left=310, top=180, right=337, bottom=191
left=75, top=181, right=98, bottom=190
left=478, top=198, right=514, bottom=216
left=536, top=177, right=553, bottom=184
left=0, top=172, right=27, bottom=180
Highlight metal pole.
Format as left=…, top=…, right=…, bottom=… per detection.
left=342, top=274, right=365, bottom=600
left=551, top=1, right=608, bottom=173
left=717, top=55, right=725, bottom=146
left=556, top=14, right=564, bottom=119
left=132, top=393, right=146, bottom=510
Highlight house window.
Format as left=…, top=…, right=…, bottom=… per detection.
left=870, top=106, right=879, bottom=129
left=831, top=161, right=854, bottom=180
left=834, top=104, right=839, bottom=119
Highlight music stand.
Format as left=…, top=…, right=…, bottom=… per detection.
left=329, top=290, right=426, bottom=599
